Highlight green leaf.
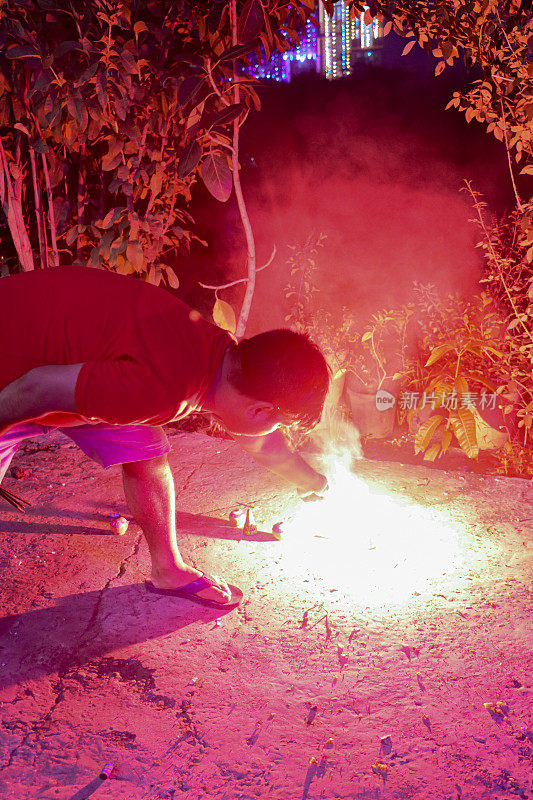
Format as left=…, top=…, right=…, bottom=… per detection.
left=423, top=442, right=441, bottom=461
left=165, top=266, right=179, bottom=289
left=116, top=259, right=135, bottom=276
left=207, top=1, right=226, bottom=35
left=201, top=153, right=232, bottom=202
left=441, top=40, right=453, bottom=59
left=99, top=231, right=114, bottom=258
left=7, top=45, right=41, bottom=60
left=414, top=414, right=443, bottom=454
left=27, top=70, right=51, bottom=98
left=441, top=429, right=453, bottom=453
left=147, top=265, right=162, bottom=285
left=454, top=375, right=468, bottom=395
left=65, top=225, right=84, bottom=246
left=208, top=102, right=245, bottom=129
left=361, top=331, right=372, bottom=342
left=449, top=408, right=478, bottom=459
left=213, top=298, right=236, bottom=334
left=134, top=21, right=148, bottom=35
left=238, top=0, right=264, bottom=44
left=178, top=76, right=204, bottom=109
left=126, top=241, right=144, bottom=272
left=425, top=343, right=455, bottom=367
left=218, top=38, right=261, bottom=62
left=30, top=139, right=49, bottom=153
left=150, top=170, right=162, bottom=197
left=54, top=41, right=84, bottom=58
left=108, top=177, right=124, bottom=193
left=186, top=100, right=205, bottom=138
left=14, top=122, right=31, bottom=136
left=463, top=372, right=497, bottom=392
left=177, top=140, right=202, bottom=179
left=77, top=61, right=100, bottom=86
left=102, top=151, right=122, bottom=171
left=100, top=206, right=127, bottom=229
left=173, top=53, right=203, bottom=67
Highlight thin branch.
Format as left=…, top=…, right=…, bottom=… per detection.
left=162, top=183, right=178, bottom=236
left=199, top=247, right=276, bottom=291
left=495, top=8, right=516, bottom=57
left=466, top=180, right=531, bottom=344
left=500, top=100, right=523, bottom=211
left=200, top=275, right=249, bottom=291
left=209, top=138, right=235, bottom=155
left=76, top=142, right=85, bottom=260
left=41, top=151, right=59, bottom=266
left=30, top=114, right=60, bottom=266
left=206, top=57, right=231, bottom=107
left=261, top=243, right=277, bottom=270
left=29, top=145, right=48, bottom=269
left=138, top=121, right=150, bottom=164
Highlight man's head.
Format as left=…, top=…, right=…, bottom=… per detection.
left=209, top=329, right=330, bottom=436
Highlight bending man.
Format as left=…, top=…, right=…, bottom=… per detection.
left=0, top=267, right=329, bottom=609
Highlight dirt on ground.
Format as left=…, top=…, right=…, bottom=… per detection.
left=0, top=429, right=531, bottom=800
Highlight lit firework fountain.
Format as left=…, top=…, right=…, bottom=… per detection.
left=271, top=424, right=499, bottom=610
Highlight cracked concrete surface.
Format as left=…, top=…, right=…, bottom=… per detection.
left=0, top=429, right=532, bottom=800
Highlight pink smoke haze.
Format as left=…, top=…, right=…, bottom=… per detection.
left=203, top=75, right=511, bottom=334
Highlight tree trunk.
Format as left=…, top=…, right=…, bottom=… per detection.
left=0, top=138, right=34, bottom=271
left=29, top=146, right=48, bottom=269
left=230, top=0, right=257, bottom=339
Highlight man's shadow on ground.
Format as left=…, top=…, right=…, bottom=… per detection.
left=0, top=582, right=227, bottom=690
left=0, top=507, right=276, bottom=541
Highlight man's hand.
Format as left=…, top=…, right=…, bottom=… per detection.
left=297, top=473, right=329, bottom=502
left=233, top=429, right=327, bottom=493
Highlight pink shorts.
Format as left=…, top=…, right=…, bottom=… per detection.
left=0, top=422, right=170, bottom=483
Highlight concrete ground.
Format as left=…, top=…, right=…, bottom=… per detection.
left=0, top=429, right=531, bottom=800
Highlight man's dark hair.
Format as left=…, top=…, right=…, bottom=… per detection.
left=227, top=329, right=330, bottom=431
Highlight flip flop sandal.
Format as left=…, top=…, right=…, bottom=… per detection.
left=144, top=573, right=243, bottom=610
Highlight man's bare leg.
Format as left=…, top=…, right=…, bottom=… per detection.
left=122, top=454, right=230, bottom=603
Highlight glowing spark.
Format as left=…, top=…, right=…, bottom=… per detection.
left=277, top=441, right=500, bottom=609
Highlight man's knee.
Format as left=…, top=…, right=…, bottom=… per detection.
left=122, top=453, right=170, bottom=479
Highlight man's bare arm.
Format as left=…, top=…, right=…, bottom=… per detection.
left=0, top=363, right=83, bottom=431
left=232, top=429, right=326, bottom=494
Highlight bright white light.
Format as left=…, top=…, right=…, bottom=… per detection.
left=277, top=457, right=496, bottom=609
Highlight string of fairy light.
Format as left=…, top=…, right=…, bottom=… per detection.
left=244, top=2, right=383, bottom=83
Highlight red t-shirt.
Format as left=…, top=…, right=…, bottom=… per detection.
left=0, top=267, right=231, bottom=427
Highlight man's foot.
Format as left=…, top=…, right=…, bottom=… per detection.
left=150, top=567, right=232, bottom=605
left=145, top=572, right=243, bottom=609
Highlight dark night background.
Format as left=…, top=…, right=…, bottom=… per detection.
left=178, top=41, right=517, bottom=334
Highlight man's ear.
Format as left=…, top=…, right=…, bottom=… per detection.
left=244, top=401, right=275, bottom=421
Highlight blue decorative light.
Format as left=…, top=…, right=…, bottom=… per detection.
left=240, top=3, right=381, bottom=82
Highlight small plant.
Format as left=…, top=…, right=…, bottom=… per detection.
left=397, top=279, right=532, bottom=475
left=284, top=233, right=326, bottom=331
left=397, top=287, right=507, bottom=461
left=359, top=306, right=414, bottom=392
